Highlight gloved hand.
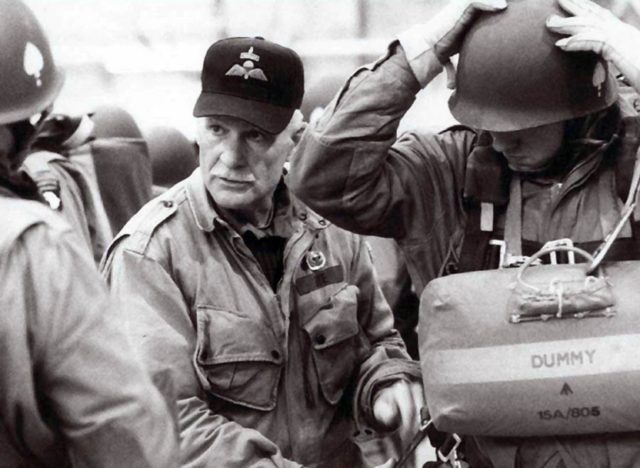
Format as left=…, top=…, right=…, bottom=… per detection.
left=398, top=0, right=507, bottom=88
left=429, top=0, right=508, bottom=63
left=547, top=0, right=640, bottom=94
left=372, top=380, right=431, bottom=468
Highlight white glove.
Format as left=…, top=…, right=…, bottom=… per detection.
left=547, top=0, right=640, bottom=93
left=399, top=0, right=507, bottom=88
left=373, top=380, right=432, bottom=468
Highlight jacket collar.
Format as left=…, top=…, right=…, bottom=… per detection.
left=186, top=169, right=218, bottom=232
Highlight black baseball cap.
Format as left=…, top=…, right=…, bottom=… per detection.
left=193, top=36, right=304, bottom=134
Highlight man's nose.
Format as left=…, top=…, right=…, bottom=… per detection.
left=219, top=136, right=245, bottom=168
left=489, top=131, right=518, bottom=154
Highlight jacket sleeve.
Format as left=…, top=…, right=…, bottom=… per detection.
left=349, top=234, right=421, bottom=429
left=288, top=43, right=473, bottom=241
left=102, top=242, right=302, bottom=468
left=20, top=225, right=179, bottom=468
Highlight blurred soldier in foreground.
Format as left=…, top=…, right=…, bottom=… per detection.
left=102, top=36, right=426, bottom=467
left=0, top=0, right=179, bottom=466
left=290, top=0, right=640, bottom=465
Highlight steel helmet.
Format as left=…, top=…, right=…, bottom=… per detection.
left=145, top=126, right=198, bottom=187
left=90, top=105, right=143, bottom=139
left=449, top=0, right=618, bottom=132
left=0, top=0, right=64, bottom=125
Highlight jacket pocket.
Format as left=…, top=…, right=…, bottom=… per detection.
left=194, top=305, right=282, bottom=411
left=302, top=285, right=361, bottom=405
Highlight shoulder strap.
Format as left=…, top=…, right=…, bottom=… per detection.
left=589, top=143, right=640, bottom=272
left=456, top=139, right=510, bottom=273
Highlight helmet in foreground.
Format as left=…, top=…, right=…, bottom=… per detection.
left=449, top=0, right=617, bottom=132
left=0, top=0, right=64, bottom=125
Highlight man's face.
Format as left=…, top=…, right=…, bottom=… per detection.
left=196, top=112, right=303, bottom=220
left=489, top=121, right=565, bottom=173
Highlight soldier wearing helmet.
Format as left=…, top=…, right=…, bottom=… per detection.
left=290, top=0, right=640, bottom=466
left=0, top=1, right=179, bottom=466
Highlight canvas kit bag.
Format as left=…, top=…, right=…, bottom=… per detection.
left=419, top=166, right=640, bottom=437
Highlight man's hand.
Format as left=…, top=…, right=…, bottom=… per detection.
left=399, top=0, right=507, bottom=89
left=548, top=0, right=640, bottom=93
left=373, top=380, right=431, bottom=467
left=429, top=0, right=508, bottom=64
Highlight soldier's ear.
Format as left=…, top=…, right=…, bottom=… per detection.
left=292, top=121, right=307, bottom=145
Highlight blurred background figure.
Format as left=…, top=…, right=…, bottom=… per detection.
left=32, top=105, right=153, bottom=260
left=145, top=124, right=199, bottom=196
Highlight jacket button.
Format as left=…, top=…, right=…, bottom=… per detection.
left=318, top=219, right=326, bottom=226
left=315, top=334, right=326, bottom=345
left=271, top=350, right=281, bottom=360
left=162, top=200, right=174, bottom=208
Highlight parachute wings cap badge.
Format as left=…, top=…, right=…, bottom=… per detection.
left=592, top=61, right=606, bottom=97
left=225, top=47, right=268, bottom=82
left=24, top=42, right=44, bottom=87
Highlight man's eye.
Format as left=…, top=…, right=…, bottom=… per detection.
left=246, top=130, right=266, bottom=142
left=208, top=125, right=225, bottom=135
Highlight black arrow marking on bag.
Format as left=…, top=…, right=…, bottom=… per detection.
left=560, top=383, right=573, bottom=395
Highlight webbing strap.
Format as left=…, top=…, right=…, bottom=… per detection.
left=589, top=148, right=640, bottom=272
left=457, top=206, right=499, bottom=273
left=503, top=175, right=522, bottom=258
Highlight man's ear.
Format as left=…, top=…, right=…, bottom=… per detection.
left=292, top=121, right=307, bottom=145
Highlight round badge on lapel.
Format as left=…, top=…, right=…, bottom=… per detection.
left=305, top=250, right=326, bottom=271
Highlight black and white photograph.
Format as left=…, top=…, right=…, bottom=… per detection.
left=2, top=0, right=640, bottom=466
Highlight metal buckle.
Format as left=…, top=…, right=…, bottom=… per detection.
left=437, top=433, right=462, bottom=464
left=489, top=239, right=507, bottom=269
left=489, top=239, right=541, bottom=269
left=540, top=238, right=575, bottom=264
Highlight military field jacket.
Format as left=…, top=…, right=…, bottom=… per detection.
left=0, top=187, right=178, bottom=467
left=101, top=171, right=418, bottom=468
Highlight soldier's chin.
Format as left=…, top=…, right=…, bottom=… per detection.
left=507, top=160, right=553, bottom=174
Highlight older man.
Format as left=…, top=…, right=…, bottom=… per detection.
left=101, top=37, right=425, bottom=468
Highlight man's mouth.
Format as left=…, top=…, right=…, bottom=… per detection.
left=217, top=175, right=253, bottom=185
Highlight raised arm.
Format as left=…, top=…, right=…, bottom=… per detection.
left=289, top=1, right=506, bottom=239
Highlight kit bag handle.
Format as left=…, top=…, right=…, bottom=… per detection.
left=516, top=245, right=596, bottom=292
